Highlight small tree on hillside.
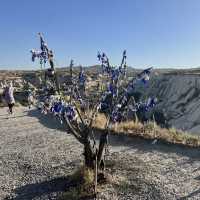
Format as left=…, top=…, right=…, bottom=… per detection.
left=31, top=34, right=156, bottom=196
left=64, top=52, right=155, bottom=174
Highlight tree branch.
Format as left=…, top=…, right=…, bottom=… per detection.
left=65, top=117, right=85, bottom=144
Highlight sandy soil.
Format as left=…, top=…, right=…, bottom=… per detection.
left=0, top=106, right=200, bottom=200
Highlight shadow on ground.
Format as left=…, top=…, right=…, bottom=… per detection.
left=26, top=108, right=200, bottom=200
left=28, top=109, right=200, bottom=163
left=5, top=177, right=70, bottom=200
left=177, top=188, right=200, bottom=200
left=27, top=108, right=68, bottom=133
left=97, top=130, right=200, bottom=162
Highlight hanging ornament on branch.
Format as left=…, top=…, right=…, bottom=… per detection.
left=30, top=33, right=60, bottom=94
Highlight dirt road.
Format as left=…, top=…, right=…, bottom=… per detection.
left=0, top=107, right=200, bottom=199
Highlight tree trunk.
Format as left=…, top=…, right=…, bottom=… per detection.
left=83, top=132, right=108, bottom=170
left=97, top=132, right=108, bottom=169
left=83, top=140, right=96, bottom=169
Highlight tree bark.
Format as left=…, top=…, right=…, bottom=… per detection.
left=83, top=140, right=96, bottom=169
left=65, top=109, right=108, bottom=171
left=97, top=132, right=108, bottom=169
left=83, top=133, right=108, bottom=170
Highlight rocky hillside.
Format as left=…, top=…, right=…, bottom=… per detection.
left=2, top=67, right=200, bottom=134
left=140, top=72, right=200, bottom=134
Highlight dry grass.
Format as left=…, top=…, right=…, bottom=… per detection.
left=92, top=113, right=200, bottom=148
left=61, top=166, right=95, bottom=200
left=93, top=113, right=108, bottom=129
left=71, top=166, right=94, bottom=185
left=61, top=165, right=115, bottom=200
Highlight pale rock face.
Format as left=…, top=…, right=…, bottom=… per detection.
left=13, top=79, right=23, bottom=88
left=141, top=74, right=200, bottom=134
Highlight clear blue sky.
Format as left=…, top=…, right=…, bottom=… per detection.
left=1, top=0, right=200, bottom=69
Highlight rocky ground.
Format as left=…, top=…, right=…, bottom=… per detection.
left=0, top=106, right=200, bottom=199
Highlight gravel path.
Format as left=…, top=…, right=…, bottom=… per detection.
left=0, top=107, right=200, bottom=199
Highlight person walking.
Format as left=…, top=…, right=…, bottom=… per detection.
left=3, top=82, right=15, bottom=114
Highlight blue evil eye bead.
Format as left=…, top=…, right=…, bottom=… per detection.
left=64, top=105, right=76, bottom=121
